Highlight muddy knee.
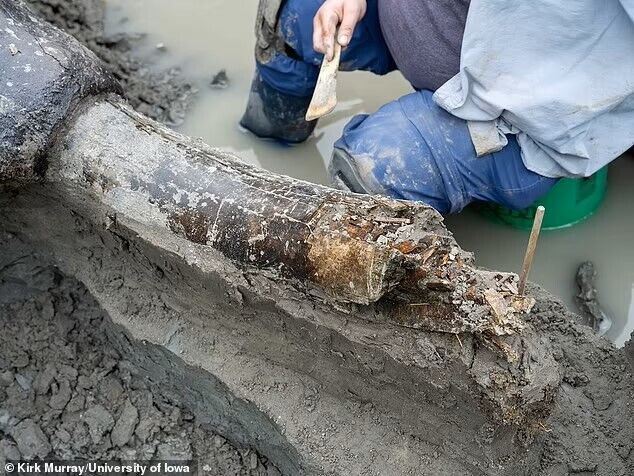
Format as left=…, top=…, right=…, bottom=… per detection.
left=329, top=147, right=386, bottom=195
left=329, top=104, right=463, bottom=214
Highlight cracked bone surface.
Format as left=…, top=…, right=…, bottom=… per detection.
left=1, top=1, right=632, bottom=474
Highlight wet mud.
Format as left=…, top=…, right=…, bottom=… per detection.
left=1, top=180, right=632, bottom=475
left=24, top=0, right=195, bottom=126
left=0, top=234, right=280, bottom=475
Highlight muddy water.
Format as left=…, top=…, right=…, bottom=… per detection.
left=105, top=0, right=411, bottom=185
left=104, top=0, right=634, bottom=346
left=446, top=159, right=634, bottom=347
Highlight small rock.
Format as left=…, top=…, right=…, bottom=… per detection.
left=8, top=44, right=19, bottom=55
left=210, top=69, right=229, bottom=89
left=55, top=317, right=76, bottom=339
left=134, top=417, right=156, bottom=443
left=0, top=371, right=14, bottom=387
left=4, top=385, right=35, bottom=420
left=77, top=375, right=92, bottom=390
left=15, top=373, right=32, bottom=391
left=49, top=379, right=72, bottom=410
left=119, top=447, right=137, bottom=460
left=40, top=407, right=63, bottom=428
left=99, top=376, right=124, bottom=402
left=0, top=437, right=21, bottom=462
left=249, top=451, right=259, bottom=470
left=212, top=435, right=225, bottom=448
left=156, top=42, right=167, bottom=51
left=82, top=405, right=114, bottom=444
left=57, top=365, right=78, bottom=383
left=99, top=355, right=119, bottom=373
left=111, top=399, right=138, bottom=447
left=168, top=407, right=180, bottom=424
left=56, top=429, right=71, bottom=443
left=33, top=364, right=56, bottom=395
left=65, top=393, right=85, bottom=413
left=156, top=435, right=192, bottom=461
left=9, top=419, right=51, bottom=460
left=71, top=423, right=90, bottom=451
left=137, top=440, right=157, bottom=460
left=0, top=409, right=11, bottom=431
left=12, top=352, right=29, bottom=369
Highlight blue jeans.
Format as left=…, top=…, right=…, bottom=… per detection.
left=256, top=0, right=558, bottom=213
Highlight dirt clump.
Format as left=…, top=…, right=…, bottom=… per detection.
left=525, top=289, right=634, bottom=475
left=0, top=245, right=279, bottom=475
left=23, top=0, right=195, bottom=126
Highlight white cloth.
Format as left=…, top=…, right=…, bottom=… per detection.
left=434, top=0, right=634, bottom=178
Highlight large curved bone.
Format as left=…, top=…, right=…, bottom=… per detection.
left=49, top=98, right=532, bottom=339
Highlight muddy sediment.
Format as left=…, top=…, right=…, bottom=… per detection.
left=24, top=0, right=195, bottom=126
left=0, top=174, right=631, bottom=474
left=523, top=295, right=633, bottom=473
left=0, top=235, right=279, bottom=475
left=1, top=1, right=275, bottom=472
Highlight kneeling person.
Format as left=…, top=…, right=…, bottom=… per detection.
left=241, top=0, right=557, bottom=214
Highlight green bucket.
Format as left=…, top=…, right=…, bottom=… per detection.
left=477, top=167, right=608, bottom=231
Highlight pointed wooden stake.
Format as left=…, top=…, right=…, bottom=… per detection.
left=518, top=206, right=545, bottom=296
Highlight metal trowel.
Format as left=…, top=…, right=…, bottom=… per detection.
left=305, top=42, right=342, bottom=121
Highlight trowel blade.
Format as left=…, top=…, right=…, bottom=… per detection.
left=305, top=43, right=342, bottom=121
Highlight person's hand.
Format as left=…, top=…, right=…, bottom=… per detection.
left=313, top=0, right=367, bottom=61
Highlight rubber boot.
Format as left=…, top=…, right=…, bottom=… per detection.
left=240, top=72, right=317, bottom=144
left=328, top=147, right=381, bottom=195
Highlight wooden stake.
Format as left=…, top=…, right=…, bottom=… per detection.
left=518, top=206, right=545, bottom=296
